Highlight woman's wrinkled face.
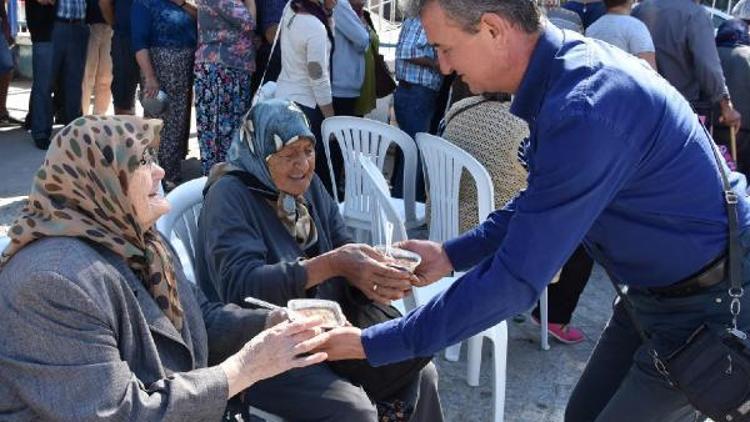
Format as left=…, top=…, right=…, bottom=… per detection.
left=129, top=147, right=171, bottom=229
left=267, top=138, right=316, bottom=196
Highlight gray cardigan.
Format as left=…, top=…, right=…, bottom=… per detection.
left=0, top=237, right=268, bottom=421
left=195, top=175, right=352, bottom=306
left=331, top=0, right=370, bottom=98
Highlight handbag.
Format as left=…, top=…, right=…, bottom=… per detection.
left=327, top=286, right=433, bottom=402
left=374, top=53, right=396, bottom=99
left=588, top=121, right=750, bottom=421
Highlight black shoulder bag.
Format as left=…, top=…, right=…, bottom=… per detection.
left=588, top=130, right=750, bottom=421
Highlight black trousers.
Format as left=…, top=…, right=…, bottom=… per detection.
left=333, top=96, right=362, bottom=117
left=532, top=244, right=593, bottom=324
left=298, top=103, right=344, bottom=199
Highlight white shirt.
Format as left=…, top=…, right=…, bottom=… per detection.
left=274, top=7, right=333, bottom=109
left=586, top=14, right=655, bottom=56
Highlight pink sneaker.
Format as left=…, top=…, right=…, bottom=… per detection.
left=531, top=315, right=585, bottom=345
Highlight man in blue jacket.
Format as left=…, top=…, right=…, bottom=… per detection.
left=316, top=0, right=750, bottom=420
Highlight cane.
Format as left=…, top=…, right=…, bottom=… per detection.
left=730, top=126, right=737, bottom=164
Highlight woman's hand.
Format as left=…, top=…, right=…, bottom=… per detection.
left=220, top=318, right=328, bottom=398
left=333, top=244, right=416, bottom=304
left=143, top=76, right=160, bottom=98
left=394, top=240, right=453, bottom=287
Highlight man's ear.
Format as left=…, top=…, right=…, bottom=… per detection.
left=479, top=12, right=512, bottom=45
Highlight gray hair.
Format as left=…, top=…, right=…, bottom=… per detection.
left=405, top=0, right=542, bottom=34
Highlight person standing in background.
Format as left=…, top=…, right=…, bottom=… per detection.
left=131, top=0, right=197, bottom=190
left=633, top=0, right=741, bottom=130
left=194, top=0, right=257, bottom=175
left=586, top=0, right=656, bottom=70
left=353, top=5, right=379, bottom=117
left=274, top=0, right=338, bottom=196
left=331, top=0, right=369, bottom=117
left=0, top=0, right=21, bottom=127
left=392, top=16, right=441, bottom=202
left=714, top=19, right=750, bottom=177
left=24, top=0, right=58, bottom=141
left=251, top=0, right=285, bottom=94
left=99, top=0, right=138, bottom=114
left=31, top=0, right=89, bottom=150
left=82, top=0, right=113, bottom=115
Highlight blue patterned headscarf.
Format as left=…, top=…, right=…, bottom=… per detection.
left=716, top=19, right=750, bottom=48
left=227, top=99, right=316, bottom=193
left=219, top=99, right=319, bottom=248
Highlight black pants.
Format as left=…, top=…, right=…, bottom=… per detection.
left=532, top=244, right=593, bottom=324
left=298, top=103, right=344, bottom=199
left=333, top=96, right=362, bottom=117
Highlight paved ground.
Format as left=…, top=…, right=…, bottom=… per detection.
left=0, top=79, right=616, bottom=422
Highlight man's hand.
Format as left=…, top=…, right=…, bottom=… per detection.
left=394, top=239, right=453, bottom=287
left=334, top=244, right=417, bottom=304
left=720, top=98, right=742, bottom=133
left=314, top=326, right=366, bottom=361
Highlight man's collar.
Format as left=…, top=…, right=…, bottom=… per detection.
left=510, top=23, right=565, bottom=124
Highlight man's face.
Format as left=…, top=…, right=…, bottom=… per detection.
left=421, top=2, right=512, bottom=94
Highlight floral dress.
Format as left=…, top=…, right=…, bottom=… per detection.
left=194, top=0, right=256, bottom=175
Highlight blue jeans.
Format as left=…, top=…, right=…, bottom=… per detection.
left=562, top=1, right=606, bottom=29
left=392, top=82, right=438, bottom=201
left=565, top=232, right=750, bottom=422
left=33, top=22, right=89, bottom=140
left=30, top=41, right=53, bottom=141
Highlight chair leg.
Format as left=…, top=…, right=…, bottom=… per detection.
left=444, top=342, right=461, bottom=362
left=492, top=322, right=508, bottom=422
left=540, top=287, right=550, bottom=351
left=467, top=334, right=483, bottom=387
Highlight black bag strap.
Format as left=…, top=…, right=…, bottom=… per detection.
left=586, top=121, right=744, bottom=381
left=251, top=1, right=289, bottom=106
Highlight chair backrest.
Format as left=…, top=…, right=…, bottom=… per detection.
left=358, top=155, right=417, bottom=312
left=358, top=154, right=408, bottom=245
left=155, top=177, right=207, bottom=281
left=416, top=133, right=495, bottom=243
left=321, top=116, right=419, bottom=223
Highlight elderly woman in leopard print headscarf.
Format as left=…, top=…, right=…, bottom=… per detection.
left=0, top=115, right=330, bottom=420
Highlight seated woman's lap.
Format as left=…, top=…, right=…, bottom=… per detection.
left=244, top=363, right=378, bottom=421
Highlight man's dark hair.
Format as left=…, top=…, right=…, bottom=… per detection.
left=603, top=0, right=628, bottom=10
left=405, top=0, right=543, bottom=34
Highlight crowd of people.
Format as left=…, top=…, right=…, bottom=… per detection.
left=1, top=0, right=750, bottom=419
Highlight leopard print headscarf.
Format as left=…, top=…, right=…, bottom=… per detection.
left=0, top=115, right=184, bottom=330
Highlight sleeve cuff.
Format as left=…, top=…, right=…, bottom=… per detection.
left=443, top=230, right=485, bottom=272
left=361, top=319, right=414, bottom=366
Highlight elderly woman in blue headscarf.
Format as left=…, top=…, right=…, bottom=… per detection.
left=194, top=99, right=444, bottom=421
left=715, top=19, right=750, bottom=176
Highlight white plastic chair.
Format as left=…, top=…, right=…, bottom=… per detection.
left=155, top=177, right=284, bottom=422
left=358, top=154, right=417, bottom=313
left=155, top=177, right=207, bottom=283
left=416, top=133, right=508, bottom=422
left=0, top=235, right=9, bottom=251
left=321, top=116, right=426, bottom=242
